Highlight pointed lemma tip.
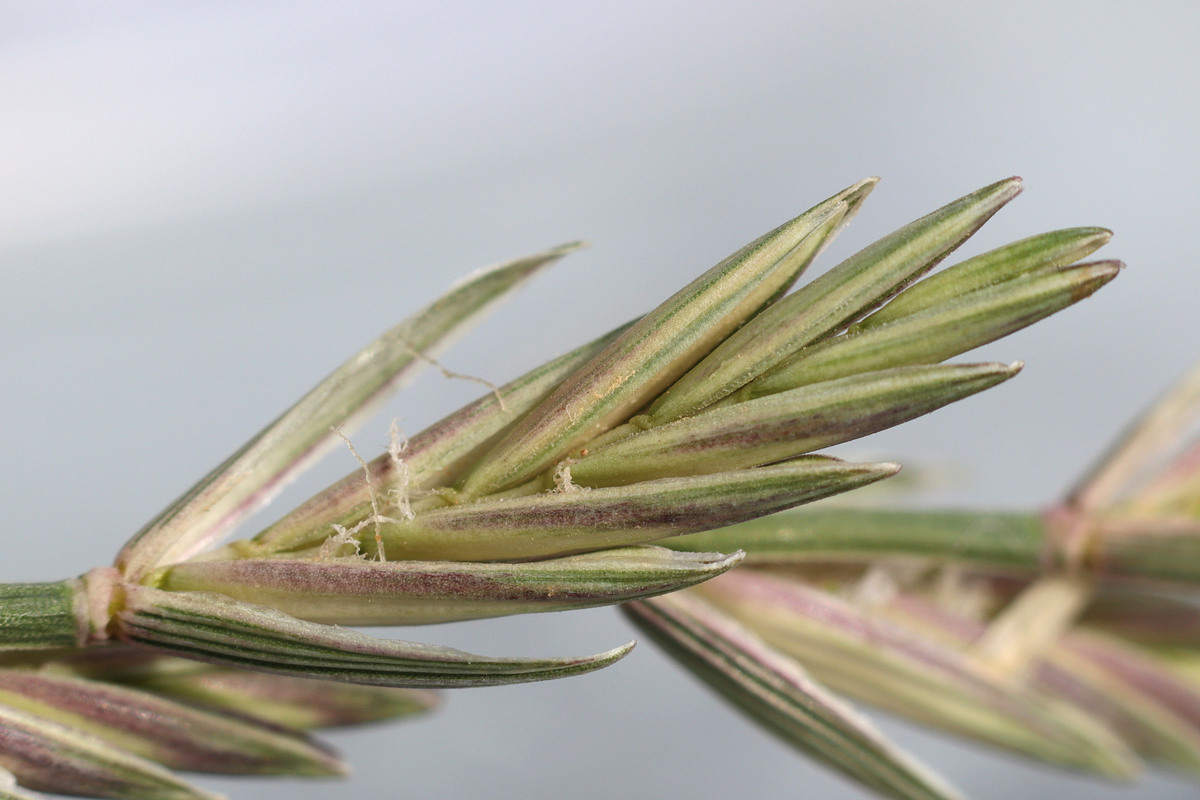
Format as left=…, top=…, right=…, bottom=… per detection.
left=448, top=240, right=584, bottom=289
left=970, top=175, right=1024, bottom=206
left=552, top=240, right=591, bottom=256
left=845, top=175, right=881, bottom=204
left=520, top=240, right=588, bottom=273
left=973, top=175, right=1024, bottom=206
left=502, top=239, right=589, bottom=281
left=612, top=640, right=638, bottom=659
left=1075, top=259, right=1125, bottom=287
left=1094, top=260, right=1125, bottom=291
left=701, top=549, right=747, bottom=573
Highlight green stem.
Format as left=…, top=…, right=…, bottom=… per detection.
left=664, top=508, right=1048, bottom=573
left=1088, top=517, right=1200, bottom=587
left=666, top=508, right=1200, bottom=588
left=0, top=580, right=83, bottom=651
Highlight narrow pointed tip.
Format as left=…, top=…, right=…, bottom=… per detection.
left=978, top=361, right=1024, bottom=380
left=550, top=240, right=590, bottom=256
left=1066, top=226, right=1116, bottom=259
left=789, top=177, right=879, bottom=230
left=293, top=747, right=353, bottom=778
left=673, top=548, right=748, bottom=572
left=781, top=177, right=879, bottom=236
left=327, top=758, right=353, bottom=778
left=956, top=361, right=1025, bottom=381
left=689, top=548, right=747, bottom=577
left=602, top=640, right=637, bottom=662
left=845, top=175, right=881, bottom=201
left=449, top=240, right=585, bottom=290
left=990, top=175, right=1024, bottom=201
left=1071, top=259, right=1124, bottom=296
left=723, top=549, right=748, bottom=569
left=958, top=361, right=1025, bottom=388
left=827, top=177, right=880, bottom=221
left=920, top=176, right=1024, bottom=239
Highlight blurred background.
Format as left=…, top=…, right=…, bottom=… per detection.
left=1, top=2, right=1198, bottom=798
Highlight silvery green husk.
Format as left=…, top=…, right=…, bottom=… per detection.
left=0, top=177, right=1130, bottom=798
left=154, top=548, right=743, bottom=625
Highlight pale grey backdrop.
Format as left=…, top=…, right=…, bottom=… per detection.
left=2, top=2, right=1198, bottom=798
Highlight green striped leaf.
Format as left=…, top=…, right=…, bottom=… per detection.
left=742, top=260, right=1118, bottom=397
left=856, top=226, right=1111, bottom=328
left=567, top=363, right=1018, bottom=487
left=118, top=586, right=632, bottom=688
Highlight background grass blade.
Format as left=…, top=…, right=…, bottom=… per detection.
left=624, top=592, right=964, bottom=800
